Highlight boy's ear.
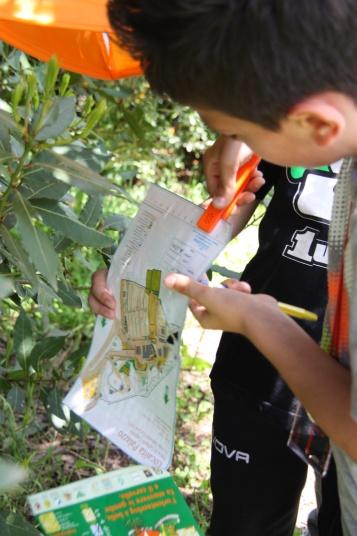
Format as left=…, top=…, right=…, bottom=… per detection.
left=287, top=96, right=346, bottom=147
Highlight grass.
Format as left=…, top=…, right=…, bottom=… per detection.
left=0, top=368, right=214, bottom=533
left=174, top=370, right=214, bottom=531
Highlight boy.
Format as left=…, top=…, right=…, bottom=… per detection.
left=107, top=1, right=357, bottom=535
left=89, top=155, right=342, bottom=535
left=208, top=152, right=342, bottom=536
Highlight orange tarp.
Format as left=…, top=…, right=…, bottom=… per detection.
left=0, top=0, right=141, bottom=79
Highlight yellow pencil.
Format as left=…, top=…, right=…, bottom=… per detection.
left=214, top=283, right=318, bottom=321
left=278, top=302, right=318, bottom=322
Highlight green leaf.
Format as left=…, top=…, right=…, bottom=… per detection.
left=0, top=110, right=18, bottom=133
left=53, top=234, right=72, bottom=253
left=9, top=135, right=24, bottom=158
left=122, top=107, right=155, bottom=143
left=2, top=369, right=26, bottom=381
left=45, top=388, right=82, bottom=435
left=7, top=48, right=30, bottom=71
left=0, top=513, right=10, bottom=536
left=0, top=111, right=21, bottom=160
left=45, top=387, right=67, bottom=428
left=13, top=190, right=59, bottom=289
left=15, top=282, right=34, bottom=300
left=103, top=213, right=131, bottom=232
left=0, top=379, right=11, bottom=397
left=37, top=276, right=82, bottom=309
left=6, top=385, right=26, bottom=413
left=61, top=144, right=108, bottom=172
left=30, top=336, right=66, bottom=370
left=20, top=167, right=69, bottom=200
left=3, top=213, right=16, bottom=229
left=0, top=97, right=12, bottom=113
left=33, top=150, right=127, bottom=196
left=0, top=257, right=11, bottom=273
left=57, top=280, right=82, bottom=307
left=211, top=264, right=242, bottom=280
left=0, top=511, right=40, bottom=536
left=66, top=341, right=91, bottom=370
left=0, top=223, right=39, bottom=289
left=30, top=199, right=113, bottom=247
left=0, top=275, right=14, bottom=299
left=80, top=195, right=103, bottom=227
left=122, top=108, right=143, bottom=140
left=44, top=55, right=59, bottom=96
left=0, top=122, right=11, bottom=155
left=36, top=281, right=58, bottom=309
left=13, top=309, right=33, bottom=370
left=34, top=96, right=76, bottom=140
left=97, top=85, right=133, bottom=99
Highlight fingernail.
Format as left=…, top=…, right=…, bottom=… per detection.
left=164, top=274, right=177, bottom=288
left=103, top=290, right=114, bottom=307
left=212, top=197, right=227, bottom=208
left=198, top=277, right=209, bottom=285
left=104, top=289, right=113, bottom=297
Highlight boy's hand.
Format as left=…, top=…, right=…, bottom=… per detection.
left=88, top=268, right=116, bottom=319
left=164, top=273, right=276, bottom=332
left=204, top=136, right=264, bottom=208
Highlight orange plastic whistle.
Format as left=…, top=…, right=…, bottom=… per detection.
left=197, top=153, right=261, bottom=233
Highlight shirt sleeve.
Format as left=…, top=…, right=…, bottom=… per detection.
left=256, top=161, right=286, bottom=201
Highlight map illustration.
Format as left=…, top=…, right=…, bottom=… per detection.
left=81, top=269, right=179, bottom=411
left=64, top=184, right=231, bottom=468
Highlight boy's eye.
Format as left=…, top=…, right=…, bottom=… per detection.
left=229, top=134, right=239, bottom=140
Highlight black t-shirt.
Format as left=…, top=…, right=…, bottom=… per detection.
left=211, top=160, right=340, bottom=412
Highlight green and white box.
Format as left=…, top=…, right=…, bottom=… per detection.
left=28, top=464, right=203, bottom=535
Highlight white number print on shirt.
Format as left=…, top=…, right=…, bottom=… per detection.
left=284, top=226, right=328, bottom=267
left=283, top=161, right=342, bottom=268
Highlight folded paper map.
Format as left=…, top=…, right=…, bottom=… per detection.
left=64, top=185, right=231, bottom=468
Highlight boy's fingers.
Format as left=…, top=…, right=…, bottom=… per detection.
left=91, top=268, right=108, bottom=294
left=88, top=295, right=115, bottom=319
left=90, top=269, right=115, bottom=309
left=200, top=198, right=211, bottom=210
left=247, top=171, right=264, bottom=189
left=221, top=279, right=251, bottom=293
left=238, top=174, right=265, bottom=196
left=212, top=137, right=241, bottom=208
left=165, top=273, right=211, bottom=305
left=188, top=298, right=206, bottom=314
left=189, top=300, right=209, bottom=324
left=234, top=191, right=256, bottom=206
left=212, top=139, right=261, bottom=208
left=225, top=169, right=265, bottom=209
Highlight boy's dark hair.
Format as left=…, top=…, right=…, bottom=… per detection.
left=107, top=0, right=357, bottom=129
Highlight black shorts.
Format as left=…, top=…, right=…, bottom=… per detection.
left=209, top=379, right=342, bottom=536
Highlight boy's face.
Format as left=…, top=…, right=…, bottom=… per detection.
left=198, top=107, right=348, bottom=168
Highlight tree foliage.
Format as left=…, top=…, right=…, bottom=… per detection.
left=0, top=44, right=213, bottom=531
